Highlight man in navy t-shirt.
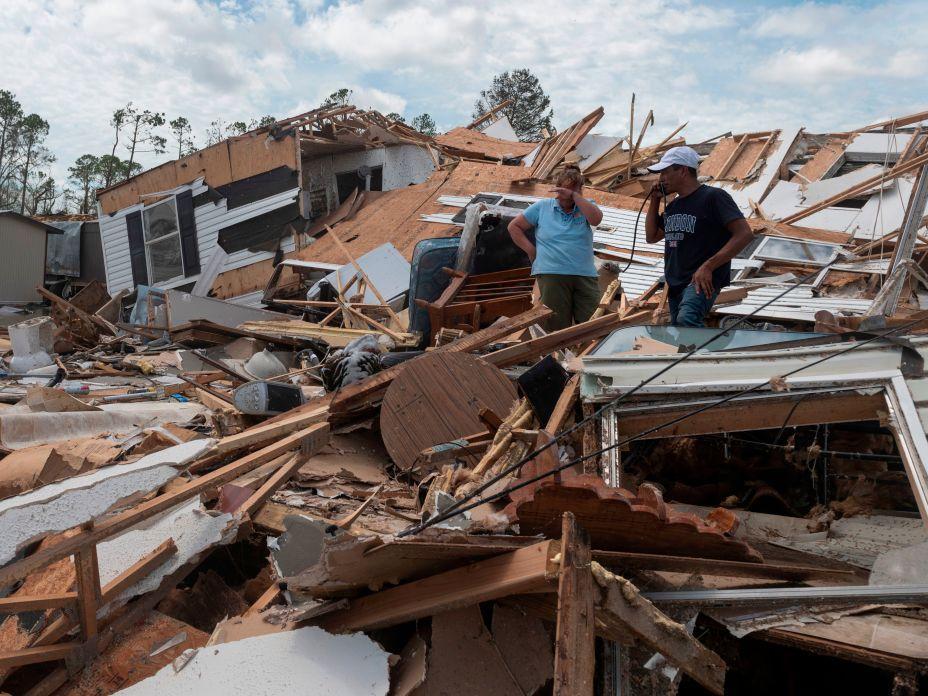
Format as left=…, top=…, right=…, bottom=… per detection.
left=644, top=146, right=753, bottom=327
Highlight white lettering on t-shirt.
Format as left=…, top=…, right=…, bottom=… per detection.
left=664, top=213, right=697, bottom=235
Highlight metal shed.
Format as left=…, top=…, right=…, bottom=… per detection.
left=0, top=210, right=58, bottom=304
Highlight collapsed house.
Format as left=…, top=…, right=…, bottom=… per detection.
left=1, top=103, right=928, bottom=695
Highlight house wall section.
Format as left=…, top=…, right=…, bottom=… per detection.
left=98, top=181, right=298, bottom=296
left=300, top=144, right=434, bottom=214
left=0, top=218, right=46, bottom=303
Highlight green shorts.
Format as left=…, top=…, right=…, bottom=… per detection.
left=535, top=274, right=600, bottom=331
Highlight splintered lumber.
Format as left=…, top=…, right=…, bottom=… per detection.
left=554, top=513, right=595, bottom=696
left=215, top=404, right=330, bottom=455
left=0, top=423, right=330, bottom=588
left=483, top=310, right=650, bottom=368
left=508, top=475, right=763, bottom=563
left=781, top=150, right=928, bottom=224
left=329, top=304, right=553, bottom=414
left=380, top=352, right=518, bottom=471
left=591, top=562, right=726, bottom=695
left=239, top=452, right=306, bottom=516
left=318, top=540, right=558, bottom=633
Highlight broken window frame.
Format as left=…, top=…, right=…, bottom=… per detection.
left=142, top=197, right=185, bottom=285
left=751, top=235, right=842, bottom=267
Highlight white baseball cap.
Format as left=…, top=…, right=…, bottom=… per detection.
left=647, top=145, right=700, bottom=172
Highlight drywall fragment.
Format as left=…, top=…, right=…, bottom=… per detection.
left=0, top=438, right=215, bottom=566
left=96, top=495, right=234, bottom=614
left=114, top=626, right=390, bottom=695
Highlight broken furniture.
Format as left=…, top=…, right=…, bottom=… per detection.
left=415, top=266, right=534, bottom=344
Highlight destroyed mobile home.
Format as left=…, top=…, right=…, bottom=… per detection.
left=0, top=101, right=928, bottom=695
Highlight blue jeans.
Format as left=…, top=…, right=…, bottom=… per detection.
left=668, top=284, right=719, bottom=327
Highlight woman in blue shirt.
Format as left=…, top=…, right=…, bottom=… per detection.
left=507, top=165, right=603, bottom=330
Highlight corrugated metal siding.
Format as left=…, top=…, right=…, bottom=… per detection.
left=0, top=217, right=46, bottom=303
left=98, top=182, right=298, bottom=294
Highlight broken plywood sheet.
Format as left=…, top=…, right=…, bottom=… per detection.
left=409, top=606, right=525, bottom=696
left=0, top=439, right=215, bottom=566
left=491, top=604, right=554, bottom=693
left=0, top=402, right=208, bottom=450
left=115, top=625, right=390, bottom=695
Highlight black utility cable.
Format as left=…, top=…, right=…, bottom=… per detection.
left=426, top=253, right=854, bottom=527
left=398, top=313, right=928, bottom=535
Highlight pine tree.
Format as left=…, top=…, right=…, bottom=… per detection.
left=473, top=69, right=554, bottom=141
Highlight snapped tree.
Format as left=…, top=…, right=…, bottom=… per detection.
left=473, top=68, right=554, bottom=141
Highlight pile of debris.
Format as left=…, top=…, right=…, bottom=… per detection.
left=1, top=103, right=928, bottom=695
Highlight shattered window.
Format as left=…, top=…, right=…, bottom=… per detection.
left=143, top=199, right=184, bottom=284
left=752, top=235, right=840, bottom=266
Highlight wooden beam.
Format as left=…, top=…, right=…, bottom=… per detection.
left=0, top=424, right=329, bottom=589
left=73, top=541, right=101, bottom=643
left=240, top=452, right=306, bottom=516
left=0, top=594, right=77, bottom=613
left=319, top=540, right=558, bottom=633
left=592, top=562, right=726, bottom=695
left=325, top=225, right=400, bottom=324
left=244, top=583, right=282, bottom=617
left=0, top=643, right=80, bottom=670
left=613, top=389, right=884, bottom=440
left=101, top=538, right=178, bottom=604
left=594, top=549, right=859, bottom=583
left=554, top=513, right=595, bottom=696
left=484, top=310, right=649, bottom=368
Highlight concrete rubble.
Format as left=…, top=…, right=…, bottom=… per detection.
left=1, top=101, right=928, bottom=695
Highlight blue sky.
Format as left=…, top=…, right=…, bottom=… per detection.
left=1, top=0, right=925, bottom=190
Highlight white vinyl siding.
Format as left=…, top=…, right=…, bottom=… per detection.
left=98, top=181, right=299, bottom=295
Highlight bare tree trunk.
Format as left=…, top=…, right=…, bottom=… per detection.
left=18, top=137, right=34, bottom=214
left=126, top=117, right=141, bottom=176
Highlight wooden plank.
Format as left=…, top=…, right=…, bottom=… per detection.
left=0, top=643, right=80, bottom=670
left=484, top=310, right=649, bottom=368
left=546, top=374, right=580, bottom=433
left=594, top=549, right=859, bottom=583
left=554, top=513, right=595, bottom=696
left=74, top=543, right=100, bottom=642
left=240, top=452, right=306, bottom=516
left=244, top=582, right=282, bottom=617
left=319, top=540, right=558, bottom=633
left=0, top=594, right=77, bottom=613
left=614, top=390, right=885, bottom=439
left=0, top=423, right=330, bottom=588
left=592, top=562, right=726, bottom=695
left=101, top=538, right=178, bottom=604
left=215, top=404, right=329, bottom=455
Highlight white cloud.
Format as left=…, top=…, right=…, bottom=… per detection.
left=0, top=0, right=925, bottom=207
left=754, top=3, right=850, bottom=38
